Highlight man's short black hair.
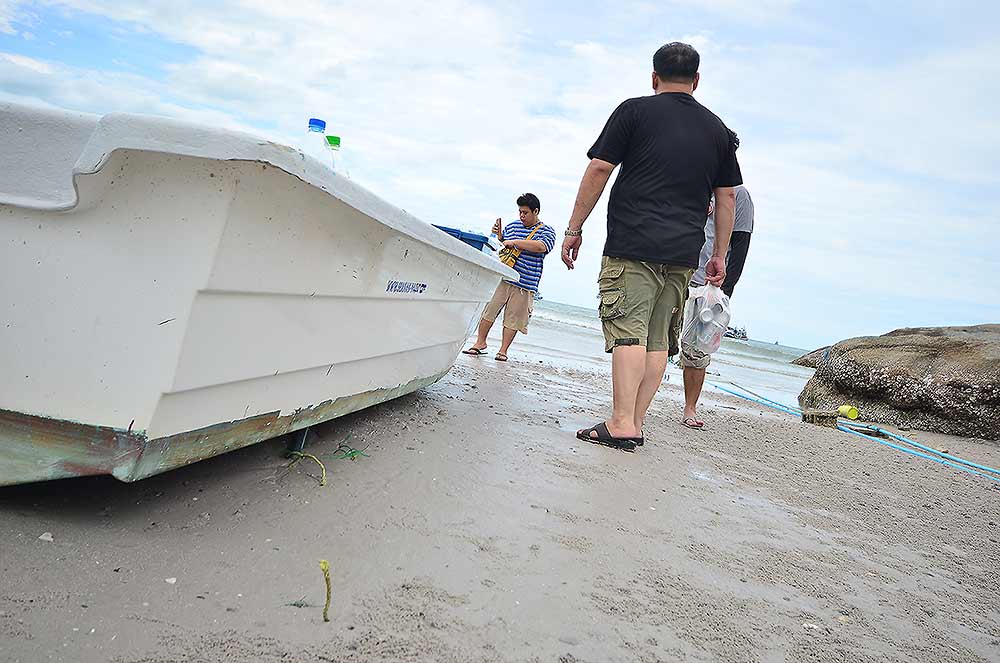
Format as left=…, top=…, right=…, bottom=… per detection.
left=517, top=192, right=540, bottom=212
left=653, top=42, right=699, bottom=83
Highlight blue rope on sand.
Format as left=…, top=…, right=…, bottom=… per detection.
left=713, top=383, right=803, bottom=417
left=710, top=382, right=1000, bottom=484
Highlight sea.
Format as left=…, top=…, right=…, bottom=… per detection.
left=508, top=299, right=815, bottom=406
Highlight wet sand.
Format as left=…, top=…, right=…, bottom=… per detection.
left=2, top=349, right=999, bottom=662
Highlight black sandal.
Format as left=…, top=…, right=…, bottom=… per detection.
left=462, top=347, right=488, bottom=356
left=576, top=422, right=638, bottom=452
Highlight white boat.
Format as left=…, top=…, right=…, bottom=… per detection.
left=0, top=102, right=514, bottom=486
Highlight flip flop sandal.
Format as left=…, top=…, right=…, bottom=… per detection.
left=462, top=347, right=488, bottom=356
left=576, top=422, right=638, bottom=452
left=681, top=417, right=704, bottom=430
left=494, top=353, right=508, bottom=362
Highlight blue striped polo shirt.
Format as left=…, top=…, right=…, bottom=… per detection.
left=503, top=221, right=556, bottom=293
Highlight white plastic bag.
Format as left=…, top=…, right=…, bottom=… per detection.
left=681, top=284, right=731, bottom=356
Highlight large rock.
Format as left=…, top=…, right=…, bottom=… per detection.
left=793, top=346, right=831, bottom=369
left=798, top=325, right=1000, bottom=440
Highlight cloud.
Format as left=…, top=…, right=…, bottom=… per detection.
left=0, top=0, right=20, bottom=33
left=1, top=51, right=52, bottom=73
left=705, top=38, right=1000, bottom=186
left=631, top=0, right=802, bottom=27
left=0, top=50, right=259, bottom=132
left=2, top=1, right=998, bottom=348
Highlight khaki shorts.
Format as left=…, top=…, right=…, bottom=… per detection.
left=482, top=281, right=534, bottom=334
left=679, top=284, right=712, bottom=369
left=598, top=256, right=692, bottom=354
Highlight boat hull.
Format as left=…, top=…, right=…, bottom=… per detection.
left=0, top=370, right=444, bottom=485
left=0, top=103, right=514, bottom=486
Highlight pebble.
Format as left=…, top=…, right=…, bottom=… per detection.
left=164, top=577, right=177, bottom=584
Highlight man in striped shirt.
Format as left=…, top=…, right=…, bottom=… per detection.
left=463, top=193, right=556, bottom=361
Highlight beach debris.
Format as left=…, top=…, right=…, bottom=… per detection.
left=287, top=451, right=327, bottom=486
left=319, top=560, right=332, bottom=622
left=284, top=597, right=311, bottom=608
left=801, top=409, right=838, bottom=428
left=37, top=532, right=54, bottom=542
left=164, top=577, right=177, bottom=585
left=842, top=423, right=888, bottom=438
left=278, top=434, right=370, bottom=486
left=334, top=442, right=370, bottom=462
left=802, top=622, right=820, bottom=631
left=838, top=404, right=859, bottom=420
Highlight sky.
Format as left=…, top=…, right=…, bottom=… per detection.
left=1, top=0, right=998, bottom=350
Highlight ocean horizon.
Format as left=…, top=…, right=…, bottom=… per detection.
left=518, top=298, right=815, bottom=406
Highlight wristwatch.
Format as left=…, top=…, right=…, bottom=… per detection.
left=564, top=229, right=582, bottom=237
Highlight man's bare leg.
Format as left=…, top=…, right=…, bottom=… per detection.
left=468, top=317, right=494, bottom=351
left=683, top=366, right=707, bottom=422
left=589, top=345, right=645, bottom=438
left=633, top=350, right=669, bottom=433
left=497, top=327, right=518, bottom=357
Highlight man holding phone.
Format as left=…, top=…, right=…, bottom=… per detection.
left=463, top=193, right=556, bottom=361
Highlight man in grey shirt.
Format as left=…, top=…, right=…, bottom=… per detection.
left=691, top=184, right=754, bottom=294
left=681, top=184, right=754, bottom=428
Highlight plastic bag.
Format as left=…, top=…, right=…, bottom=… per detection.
left=680, top=284, right=731, bottom=355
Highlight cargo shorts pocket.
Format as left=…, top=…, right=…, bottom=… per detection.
left=598, top=259, right=627, bottom=321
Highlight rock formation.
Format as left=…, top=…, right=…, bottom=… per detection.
left=798, top=325, right=1000, bottom=439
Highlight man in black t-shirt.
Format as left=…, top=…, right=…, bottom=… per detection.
left=562, top=42, right=742, bottom=452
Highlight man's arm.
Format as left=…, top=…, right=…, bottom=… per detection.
left=705, top=186, right=735, bottom=286
left=721, top=231, right=751, bottom=297
left=561, top=159, right=615, bottom=269
left=504, top=239, right=549, bottom=253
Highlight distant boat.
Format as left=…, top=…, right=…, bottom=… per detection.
left=0, top=102, right=515, bottom=486
left=724, top=326, right=748, bottom=341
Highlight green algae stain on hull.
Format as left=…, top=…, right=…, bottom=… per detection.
left=0, top=371, right=446, bottom=486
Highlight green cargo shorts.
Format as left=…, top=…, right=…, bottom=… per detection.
left=598, top=256, right=693, bottom=354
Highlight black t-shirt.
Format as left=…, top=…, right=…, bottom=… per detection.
left=588, top=92, right=742, bottom=266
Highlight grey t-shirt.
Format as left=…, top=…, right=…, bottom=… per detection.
left=691, top=184, right=754, bottom=286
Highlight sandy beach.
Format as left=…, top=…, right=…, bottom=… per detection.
left=2, top=335, right=999, bottom=663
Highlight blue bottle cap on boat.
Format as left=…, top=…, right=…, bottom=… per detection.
left=308, top=118, right=326, bottom=131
